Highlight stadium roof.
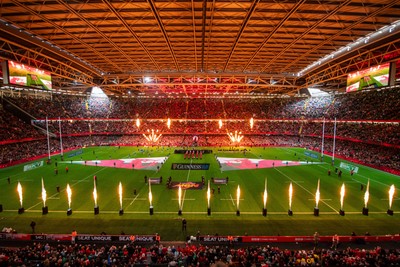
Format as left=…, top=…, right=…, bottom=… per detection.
left=0, top=0, right=400, bottom=96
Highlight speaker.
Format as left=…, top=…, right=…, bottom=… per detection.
left=42, top=206, right=48, bottom=215
left=362, top=207, right=369, bottom=216
left=314, top=208, right=319, bottom=216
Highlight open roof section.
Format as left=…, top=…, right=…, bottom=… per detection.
left=0, top=0, right=399, bottom=96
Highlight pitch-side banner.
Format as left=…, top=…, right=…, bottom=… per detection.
left=340, top=162, right=359, bottom=173
left=171, top=163, right=210, bottom=170
left=23, top=161, right=43, bottom=172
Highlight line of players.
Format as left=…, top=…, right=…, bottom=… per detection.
left=183, top=150, right=203, bottom=159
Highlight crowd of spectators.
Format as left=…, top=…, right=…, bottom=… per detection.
left=0, top=242, right=399, bottom=266
left=3, top=88, right=399, bottom=121
left=28, top=119, right=400, bottom=146
left=1, top=88, right=399, bottom=170
left=0, top=103, right=42, bottom=142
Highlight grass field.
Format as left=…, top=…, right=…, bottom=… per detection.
left=0, top=146, right=399, bottom=241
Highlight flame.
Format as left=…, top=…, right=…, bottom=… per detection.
left=237, top=185, right=241, bottom=211
left=167, top=118, right=171, bottom=129
left=263, top=178, right=268, bottom=209
left=207, top=181, right=211, bottom=208
left=289, top=182, right=293, bottom=210
left=143, top=129, right=162, bottom=143
left=178, top=184, right=182, bottom=210
left=66, top=184, right=72, bottom=209
left=93, top=180, right=98, bottom=207
left=364, top=179, right=370, bottom=208
left=136, top=118, right=140, bottom=128
left=227, top=131, right=244, bottom=143
left=315, top=179, right=320, bottom=209
left=340, top=183, right=345, bottom=210
left=250, top=118, right=254, bottom=129
left=118, top=182, right=123, bottom=210
left=41, top=178, right=47, bottom=207
left=389, top=184, right=395, bottom=209
left=148, top=182, right=153, bottom=206
left=17, top=182, right=23, bottom=208
left=219, top=119, right=222, bottom=129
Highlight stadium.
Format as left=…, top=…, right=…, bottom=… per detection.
left=0, top=1, right=399, bottom=266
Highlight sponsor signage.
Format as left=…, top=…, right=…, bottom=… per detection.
left=304, top=151, right=319, bottom=159
left=75, top=235, right=155, bottom=243
left=169, top=182, right=204, bottom=190
left=171, top=163, right=210, bottom=170
left=23, top=161, right=43, bottom=172
left=340, top=162, right=359, bottom=173
left=31, top=234, right=47, bottom=241
left=198, top=236, right=242, bottom=243
left=67, top=149, right=83, bottom=158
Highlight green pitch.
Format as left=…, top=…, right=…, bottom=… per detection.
left=0, top=146, right=398, bottom=241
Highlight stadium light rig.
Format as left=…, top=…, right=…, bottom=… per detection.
left=227, top=131, right=244, bottom=144
left=143, top=129, right=162, bottom=143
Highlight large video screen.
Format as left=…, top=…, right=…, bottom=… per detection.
left=8, top=60, right=52, bottom=90
left=346, top=63, right=390, bottom=92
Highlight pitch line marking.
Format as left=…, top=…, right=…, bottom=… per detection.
left=180, top=157, right=193, bottom=211
left=274, top=168, right=339, bottom=213
left=283, top=147, right=400, bottom=191
left=229, top=194, right=236, bottom=206
left=128, top=194, right=141, bottom=207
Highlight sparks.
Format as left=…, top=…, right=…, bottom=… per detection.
left=66, top=184, right=72, bottom=209
left=364, top=179, right=370, bottom=208
left=41, top=178, right=47, bottom=207
left=143, top=129, right=162, bottom=143
left=227, top=131, right=244, bottom=143
left=315, top=179, right=320, bottom=209
left=236, top=185, right=241, bottom=211
left=17, top=182, right=23, bottom=208
left=389, top=184, right=395, bottom=209
left=207, top=180, right=211, bottom=208
left=340, top=183, right=345, bottom=210
left=167, top=118, right=171, bottom=129
left=289, top=182, right=293, bottom=210
left=118, top=182, right=123, bottom=210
